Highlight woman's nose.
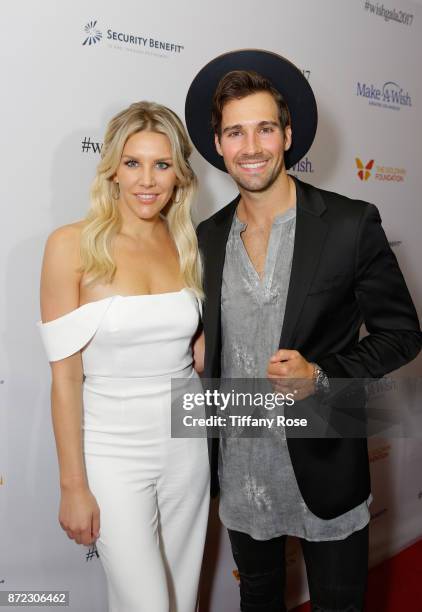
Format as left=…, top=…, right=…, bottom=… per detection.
left=138, top=166, right=156, bottom=188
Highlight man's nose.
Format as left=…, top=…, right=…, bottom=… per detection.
left=243, top=130, right=262, bottom=155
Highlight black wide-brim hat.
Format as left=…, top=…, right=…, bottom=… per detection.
left=185, top=49, right=318, bottom=172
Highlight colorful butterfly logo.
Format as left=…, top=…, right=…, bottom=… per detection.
left=355, top=158, right=374, bottom=181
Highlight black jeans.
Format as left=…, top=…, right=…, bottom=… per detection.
left=227, top=524, right=369, bottom=612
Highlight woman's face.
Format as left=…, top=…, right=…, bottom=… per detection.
left=113, top=130, right=178, bottom=221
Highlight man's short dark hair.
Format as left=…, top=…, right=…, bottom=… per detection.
left=211, top=70, right=291, bottom=138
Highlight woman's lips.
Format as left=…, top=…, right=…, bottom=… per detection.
left=134, top=193, right=159, bottom=203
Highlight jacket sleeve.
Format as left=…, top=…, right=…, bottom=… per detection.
left=317, top=203, right=422, bottom=378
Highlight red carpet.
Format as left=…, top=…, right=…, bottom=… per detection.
left=292, top=539, right=422, bottom=612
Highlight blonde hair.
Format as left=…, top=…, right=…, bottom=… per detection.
left=79, top=101, right=203, bottom=297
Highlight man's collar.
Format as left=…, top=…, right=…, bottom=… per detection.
left=212, top=175, right=326, bottom=227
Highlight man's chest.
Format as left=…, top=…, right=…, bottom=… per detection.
left=239, top=225, right=272, bottom=280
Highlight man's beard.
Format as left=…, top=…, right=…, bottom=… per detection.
left=229, top=156, right=285, bottom=193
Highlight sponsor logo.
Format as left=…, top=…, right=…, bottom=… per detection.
left=366, top=378, right=398, bottom=398
left=356, top=158, right=374, bottom=181
left=82, top=19, right=184, bottom=57
left=369, top=444, right=391, bottom=463
left=82, top=20, right=102, bottom=46
left=363, top=1, right=414, bottom=26
left=355, top=158, right=406, bottom=182
left=356, top=81, right=412, bottom=111
left=81, top=136, right=103, bottom=154
left=86, top=545, right=100, bottom=561
left=290, top=156, right=314, bottom=175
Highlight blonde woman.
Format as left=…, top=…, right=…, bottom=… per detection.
left=37, top=102, right=210, bottom=611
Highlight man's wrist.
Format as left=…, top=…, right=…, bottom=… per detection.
left=311, top=362, right=330, bottom=395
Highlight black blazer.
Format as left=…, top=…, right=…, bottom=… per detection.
left=196, top=176, right=421, bottom=519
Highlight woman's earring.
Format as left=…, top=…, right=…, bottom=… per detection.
left=112, top=181, right=120, bottom=200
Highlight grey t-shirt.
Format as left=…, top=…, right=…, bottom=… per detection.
left=219, top=206, right=372, bottom=541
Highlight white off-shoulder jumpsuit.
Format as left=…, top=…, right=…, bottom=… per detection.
left=37, top=288, right=210, bottom=612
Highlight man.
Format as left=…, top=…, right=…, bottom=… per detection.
left=185, top=50, right=421, bottom=611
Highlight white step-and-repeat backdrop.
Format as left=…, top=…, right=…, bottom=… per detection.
left=1, top=1, right=421, bottom=609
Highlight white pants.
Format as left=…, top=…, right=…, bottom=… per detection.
left=83, top=373, right=210, bottom=612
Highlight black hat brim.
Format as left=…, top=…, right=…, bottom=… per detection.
left=185, top=49, right=318, bottom=172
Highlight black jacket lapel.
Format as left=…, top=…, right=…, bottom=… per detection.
left=279, top=177, right=328, bottom=349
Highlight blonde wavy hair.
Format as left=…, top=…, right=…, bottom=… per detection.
left=80, top=101, right=203, bottom=298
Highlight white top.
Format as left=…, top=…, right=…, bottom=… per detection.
left=36, top=288, right=202, bottom=378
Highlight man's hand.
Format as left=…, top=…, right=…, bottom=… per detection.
left=267, top=349, right=315, bottom=400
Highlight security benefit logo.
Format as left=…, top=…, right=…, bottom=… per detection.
left=81, top=18, right=184, bottom=58
left=82, top=21, right=102, bottom=46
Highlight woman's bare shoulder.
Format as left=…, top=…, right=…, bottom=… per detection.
left=44, top=220, right=88, bottom=258
left=42, top=221, right=88, bottom=273
left=41, top=222, right=87, bottom=321
left=46, top=220, right=85, bottom=243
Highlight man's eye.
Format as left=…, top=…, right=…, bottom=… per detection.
left=260, top=127, right=274, bottom=133
left=228, top=131, right=241, bottom=138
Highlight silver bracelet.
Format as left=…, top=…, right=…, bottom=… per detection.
left=312, top=363, right=330, bottom=396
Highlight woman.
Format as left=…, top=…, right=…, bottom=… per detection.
left=37, top=101, right=210, bottom=611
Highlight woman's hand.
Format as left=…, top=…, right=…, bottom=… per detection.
left=59, top=485, right=100, bottom=546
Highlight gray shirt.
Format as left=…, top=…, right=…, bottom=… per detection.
left=219, top=206, right=372, bottom=541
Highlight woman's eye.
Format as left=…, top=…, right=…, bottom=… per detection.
left=156, top=162, right=171, bottom=170
left=125, top=160, right=138, bottom=168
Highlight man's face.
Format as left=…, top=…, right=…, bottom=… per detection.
left=215, top=91, right=291, bottom=193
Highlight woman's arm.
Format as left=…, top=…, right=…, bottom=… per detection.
left=40, top=225, right=100, bottom=545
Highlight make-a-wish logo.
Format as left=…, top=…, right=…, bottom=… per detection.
left=356, top=81, right=412, bottom=111
left=82, top=20, right=103, bottom=46
left=290, top=156, right=314, bottom=174
left=356, top=158, right=374, bottom=181
left=355, top=157, right=406, bottom=182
